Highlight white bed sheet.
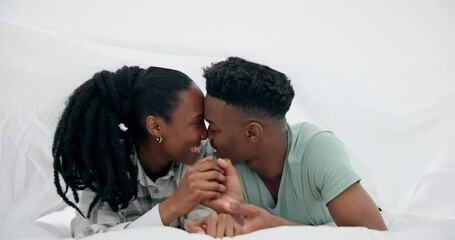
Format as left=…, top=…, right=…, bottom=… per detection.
left=3, top=209, right=454, bottom=240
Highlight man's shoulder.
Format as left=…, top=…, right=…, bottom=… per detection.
left=286, top=122, right=338, bottom=162
left=289, top=121, right=325, bottom=133
left=288, top=122, right=332, bottom=142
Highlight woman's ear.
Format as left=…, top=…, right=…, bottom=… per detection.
left=145, top=115, right=162, bottom=138
left=246, top=121, right=263, bottom=142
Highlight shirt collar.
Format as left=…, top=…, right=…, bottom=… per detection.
left=133, top=151, right=178, bottom=187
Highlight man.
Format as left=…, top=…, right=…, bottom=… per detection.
left=186, top=57, right=387, bottom=237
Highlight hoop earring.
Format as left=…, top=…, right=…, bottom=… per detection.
left=156, top=136, right=163, bottom=143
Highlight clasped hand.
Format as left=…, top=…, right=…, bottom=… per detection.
left=185, top=203, right=283, bottom=237
left=183, top=157, right=284, bottom=237
left=160, top=156, right=244, bottom=225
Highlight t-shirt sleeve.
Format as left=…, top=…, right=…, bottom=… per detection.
left=304, top=132, right=361, bottom=205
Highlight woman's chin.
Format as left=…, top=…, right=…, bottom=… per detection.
left=180, top=155, right=199, bottom=165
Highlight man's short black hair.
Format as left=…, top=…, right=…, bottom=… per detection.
left=204, top=57, right=295, bottom=119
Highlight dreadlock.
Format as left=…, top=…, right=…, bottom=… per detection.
left=52, top=66, right=193, bottom=217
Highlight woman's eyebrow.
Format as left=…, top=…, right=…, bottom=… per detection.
left=192, top=114, right=204, bottom=120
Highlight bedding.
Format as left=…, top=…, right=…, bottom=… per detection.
left=1, top=0, right=454, bottom=239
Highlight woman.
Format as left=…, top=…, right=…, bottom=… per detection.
left=52, top=66, right=224, bottom=238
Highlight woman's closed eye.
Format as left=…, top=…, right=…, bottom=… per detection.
left=192, top=118, right=205, bottom=126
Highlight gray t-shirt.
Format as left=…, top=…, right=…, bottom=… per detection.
left=236, top=122, right=361, bottom=225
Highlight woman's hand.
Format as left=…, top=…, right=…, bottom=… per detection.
left=159, top=157, right=226, bottom=225
left=202, top=158, right=245, bottom=212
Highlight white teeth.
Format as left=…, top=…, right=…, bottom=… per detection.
left=190, top=145, right=201, bottom=153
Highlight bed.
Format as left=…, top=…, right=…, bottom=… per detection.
left=1, top=0, right=454, bottom=239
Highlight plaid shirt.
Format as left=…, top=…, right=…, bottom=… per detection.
left=71, top=143, right=213, bottom=238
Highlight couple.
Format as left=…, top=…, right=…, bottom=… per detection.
left=53, top=57, right=387, bottom=238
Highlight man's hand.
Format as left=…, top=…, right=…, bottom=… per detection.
left=160, top=157, right=226, bottom=225
left=184, top=213, right=242, bottom=238
left=202, top=158, right=244, bottom=212
left=224, top=203, right=301, bottom=234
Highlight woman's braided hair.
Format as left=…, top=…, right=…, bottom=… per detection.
left=52, top=66, right=193, bottom=217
